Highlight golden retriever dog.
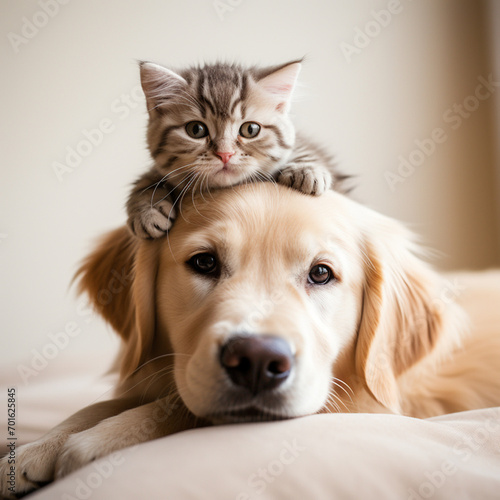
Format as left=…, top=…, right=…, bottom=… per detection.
left=2, top=183, right=500, bottom=497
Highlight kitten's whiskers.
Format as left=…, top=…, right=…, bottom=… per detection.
left=148, top=163, right=196, bottom=208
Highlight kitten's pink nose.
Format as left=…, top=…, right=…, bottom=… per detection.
left=215, top=151, right=235, bottom=164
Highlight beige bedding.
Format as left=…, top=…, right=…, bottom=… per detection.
left=1, top=356, right=499, bottom=500
left=30, top=409, right=500, bottom=500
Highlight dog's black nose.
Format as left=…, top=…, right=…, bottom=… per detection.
left=220, top=335, right=293, bottom=394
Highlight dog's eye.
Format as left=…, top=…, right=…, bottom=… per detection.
left=188, top=253, right=218, bottom=275
left=308, top=264, right=333, bottom=285
left=185, top=121, right=209, bottom=139
left=239, top=122, right=261, bottom=138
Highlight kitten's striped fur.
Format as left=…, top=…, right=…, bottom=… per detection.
left=127, top=60, right=347, bottom=238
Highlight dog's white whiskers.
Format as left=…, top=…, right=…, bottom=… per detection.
left=126, top=353, right=188, bottom=379
left=111, top=356, right=189, bottom=402
left=325, top=386, right=351, bottom=413
left=139, top=366, right=178, bottom=404
left=81, top=354, right=186, bottom=406
left=331, top=377, right=354, bottom=404
left=326, top=396, right=342, bottom=414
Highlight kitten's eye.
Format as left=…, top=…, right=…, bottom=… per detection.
left=239, top=122, right=261, bottom=138
left=187, top=252, right=218, bottom=275
left=308, top=264, right=334, bottom=285
left=186, top=121, right=209, bottom=139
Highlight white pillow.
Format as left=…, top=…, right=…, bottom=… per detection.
left=30, top=408, right=500, bottom=500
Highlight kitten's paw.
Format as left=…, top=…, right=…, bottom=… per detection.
left=130, top=199, right=176, bottom=239
left=277, top=165, right=332, bottom=196
left=0, top=435, right=67, bottom=498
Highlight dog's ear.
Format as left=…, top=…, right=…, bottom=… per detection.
left=75, top=227, right=161, bottom=379
left=75, top=227, right=137, bottom=340
left=122, top=236, right=163, bottom=378
left=355, top=214, right=444, bottom=414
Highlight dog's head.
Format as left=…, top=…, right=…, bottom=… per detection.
left=77, top=184, right=460, bottom=423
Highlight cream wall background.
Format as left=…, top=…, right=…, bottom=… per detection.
left=1, top=0, right=499, bottom=364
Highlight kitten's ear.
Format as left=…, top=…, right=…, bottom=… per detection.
left=139, top=61, right=187, bottom=114
left=256, top=61, right=301, bottom=113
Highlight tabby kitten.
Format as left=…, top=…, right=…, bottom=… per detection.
left=127, top=60, right=346, bottom=238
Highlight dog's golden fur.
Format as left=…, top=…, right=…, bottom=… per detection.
left=2, top=183, right=500, bottom=497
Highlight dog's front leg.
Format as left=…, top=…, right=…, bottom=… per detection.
left=54, top=395, right=195, bottom=479
left=0, top=397, right=140, bottom=498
